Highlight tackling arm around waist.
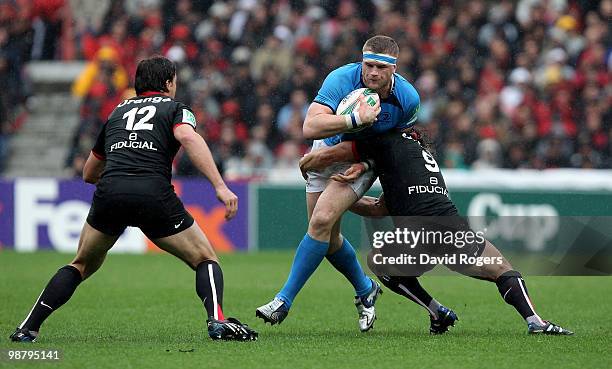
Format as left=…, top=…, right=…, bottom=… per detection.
left=299, top=141, right=356, bottom=173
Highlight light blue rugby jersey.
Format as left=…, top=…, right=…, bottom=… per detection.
left=313, top=62, right=420, bottom=146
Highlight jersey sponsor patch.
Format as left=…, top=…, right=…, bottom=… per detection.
left=182, top=109, right=197, bottom=128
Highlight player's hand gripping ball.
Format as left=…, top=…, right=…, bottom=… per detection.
left=336, top=88, right=381, bottom=133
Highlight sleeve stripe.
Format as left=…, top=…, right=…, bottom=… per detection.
left=407, top=114, right=418, bottom=124
left=313, top=100, right=336, bottom=113
left=173, top=122, right=196, bottom=131
left=91, top=150, right=105, bottom=160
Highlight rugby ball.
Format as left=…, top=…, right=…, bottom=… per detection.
left=336, top=88, right=380, bottom=133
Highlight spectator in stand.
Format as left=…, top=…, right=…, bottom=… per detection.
left=500, top=67, right=532, bottom=118
left=276, top=89, right=308, bottom=134
left=472, top=138, right=503, bottom=169
left=504, top=141, right=530, bottom=169
left=215, top=122, right=246, bottom=179
left=250, top=34, right=293, bottom=81
left=30, top=0, right=67, bottom=60
left=71, top=46, right=127, bottom=98
left=239, top=125, right=275, bottom=179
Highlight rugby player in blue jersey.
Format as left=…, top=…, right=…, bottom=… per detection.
left=257, top=36, right=442, bottom=332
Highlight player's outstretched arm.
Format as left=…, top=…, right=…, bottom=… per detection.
left=174, top=124, right=237, bottom=220
left=349, top=194, right=389, bottom=218
left=83, top=151, right=105, bottom=184
left=303, top=97, right=380, bottom=139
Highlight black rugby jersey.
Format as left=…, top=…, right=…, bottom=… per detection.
left=354, top=130, right=457, bottom=216
left=92, top=92, right=197, bottom=181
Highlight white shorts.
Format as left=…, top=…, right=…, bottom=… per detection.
left=305, top=139, right=376, bottom=197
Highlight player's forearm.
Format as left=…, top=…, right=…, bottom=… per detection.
left=349, top=196, right=389, bottom=217
left=182, top=135, right=227, bottom=189
left=300, top=142, right=356, bottom=172
left=303, top=114, right=350, bottom=139
left=308, top=148, right=339, bottom=169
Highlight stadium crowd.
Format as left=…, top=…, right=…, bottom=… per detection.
left=1, top=0, right=610, bottom=177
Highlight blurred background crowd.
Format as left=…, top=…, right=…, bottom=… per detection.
left=0, top=0, right=610, bottom=178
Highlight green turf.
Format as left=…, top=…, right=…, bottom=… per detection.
left=0, top=251, right=610, bottom=369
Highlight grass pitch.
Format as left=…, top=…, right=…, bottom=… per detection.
left=1, top=251, right=610, bottom=369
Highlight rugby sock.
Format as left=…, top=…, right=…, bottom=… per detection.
left=495, top=270, right=544, bottom=325
left=19, top=265, right=82, bottom=332
left=326, top=237, right=372, bottom=296
left=378, top=275, right=442, bottom=319
left=276, top=234, right=328, bottom=308
left=428, top=298, right=442, bottom=319
left=196, top=261, right=225, bottom=320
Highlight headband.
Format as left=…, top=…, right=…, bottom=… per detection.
left=362, top=52, right=397, bottom=65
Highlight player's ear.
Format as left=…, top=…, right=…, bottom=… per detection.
left=166, top=74, right=177, bottom=90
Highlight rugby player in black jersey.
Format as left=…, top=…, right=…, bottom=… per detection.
left=299, top=130, right=573, bottom=335
left=10, top=56, right=257, bottom=342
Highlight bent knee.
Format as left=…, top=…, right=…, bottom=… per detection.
left=192, top=254, right=218, bottom=268
left=309, top=210, right=339, bottom=234
left=482, top=256, right=513, bottom=279
left=492, top=260, right=513, bottom=279
left=188, top=244, right=218, bottom=269
left=464, top=263, right=512, bottom=281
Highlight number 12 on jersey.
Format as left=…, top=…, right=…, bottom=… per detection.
left=123, top=106, right=156, bottom=131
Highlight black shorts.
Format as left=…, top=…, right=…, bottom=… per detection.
left=86, top=176, right=194, bottom=239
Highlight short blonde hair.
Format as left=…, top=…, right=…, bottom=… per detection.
left=362, top=35, right=399, bottom=56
